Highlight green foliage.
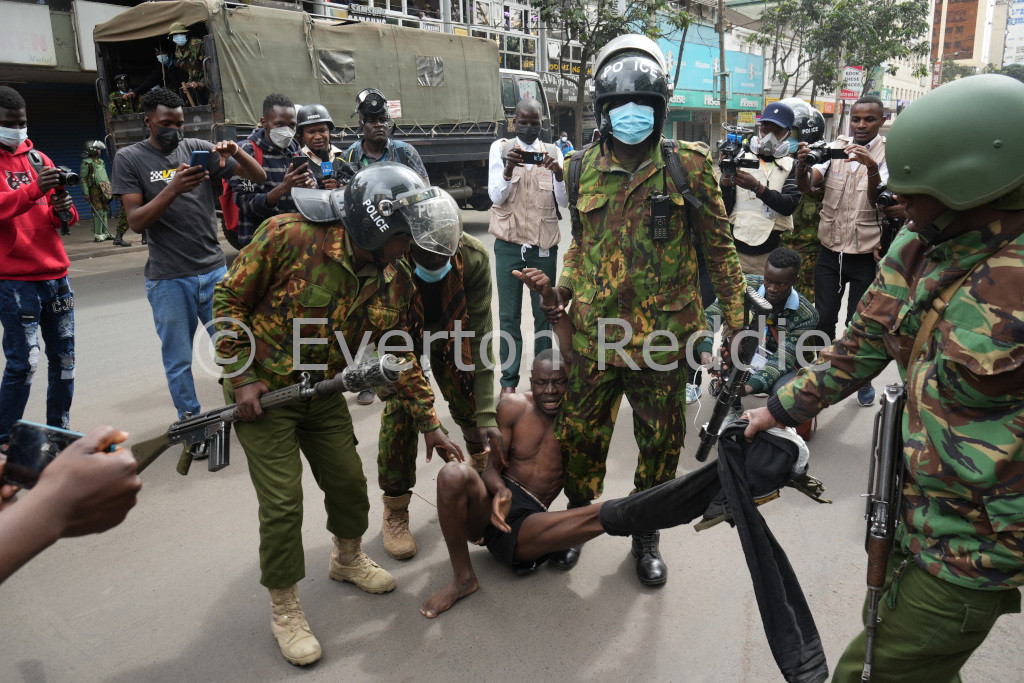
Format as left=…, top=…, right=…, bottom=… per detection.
left=941, top=58, right=976, bottom=83
left=990, top=63, right=1024, bottom=83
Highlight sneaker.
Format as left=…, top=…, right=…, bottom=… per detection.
left=357, top=389, right=375, bottom=405
left=685, top=383, right=701, bottom=405
left=857, top=384, right=876, bottom=407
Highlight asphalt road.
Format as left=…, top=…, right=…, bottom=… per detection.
left=1, top=211, right=1020, bottom=682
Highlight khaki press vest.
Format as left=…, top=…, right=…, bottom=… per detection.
left=817, top=135, right=886, bottom=254
left=488, top=139, right=562, bottom=249
left=730, top=157, right=795, bottom=247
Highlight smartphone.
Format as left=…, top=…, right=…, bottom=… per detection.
left=290, top=155, right=312, bottom=173
left=829, top=147, right=849, bottom=160
left=2, top=421, right=91, bottom=489
left=189, top=149, right=211, bottom=168
left=517, top=150, right=546, bottom=165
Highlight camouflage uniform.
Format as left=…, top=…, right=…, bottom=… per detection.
left=768, top=216, right=1024, bottom=679
left=213, top=214, right=439, bottom=588
left=779, top=191, right=822, bottom=305
left=79, top=157, right=114, bottom=240
left=556, top=140, right=746, bottom=501
left=377, top=233, right=497, bottom=496
left=175, top=37, right=206, bottom=103
left=108, top=92, right=138, bottom=117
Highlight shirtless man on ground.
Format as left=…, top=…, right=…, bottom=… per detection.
left=420, top=268, right=612, bottom=618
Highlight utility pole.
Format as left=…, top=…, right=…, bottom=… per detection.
left=832, top=45, right=845, bottom=138
left=717, top=0, right=728, bottom=128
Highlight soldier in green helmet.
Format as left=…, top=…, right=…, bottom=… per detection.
left=79, top=140, right=114, bottom=242
left=549, top=34, right=746, bottom=586
left=744, top=74, right=1024, bottom=681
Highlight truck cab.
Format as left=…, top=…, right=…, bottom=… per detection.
left=499, top=69, right=552, bottom=144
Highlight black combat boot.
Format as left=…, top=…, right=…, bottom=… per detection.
left=549, top=500, right=590, bottom=570
left=631, top=530, right=667, bottom=586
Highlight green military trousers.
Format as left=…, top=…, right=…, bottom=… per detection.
left=377, top=344, right=479, bottom=496
left=833, top=551, right=1021, bottom=682
left=225, top=384, right=370, bottom=589
left=555, top=355, right=686, bottom=503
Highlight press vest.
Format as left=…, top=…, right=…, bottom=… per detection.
left=730, top=157, right=794, bottom=247
left=817, top=135, right=886, bottom=254
left=488, top=139, right=561, bottom=249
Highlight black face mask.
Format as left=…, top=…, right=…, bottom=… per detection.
left=517, top=124, right=541, bottom=144
left=154, top=124, right=183, bottom=153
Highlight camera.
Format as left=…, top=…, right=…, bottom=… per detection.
left=874, top=182, right=897, bottom=209
left=803, top=141, right=848, bottom=167
left=55, top=166, right=80, bottom=187
left=717, top=125, right=759, bottom=175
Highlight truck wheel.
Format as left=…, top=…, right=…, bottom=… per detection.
left=468, top=195, right=492, bottom=212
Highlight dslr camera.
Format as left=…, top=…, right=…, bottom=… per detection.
left=717, top=125, right=759, bottom=176
left=55, top=166, right=80, bottom=187
left=803, top=141, right=848, bottom=167
left=874, top=182, right=903, bottom=255
left=874, top=182, right=897, bottom=209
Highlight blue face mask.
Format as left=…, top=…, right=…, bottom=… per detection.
left=608, top=102, right=655, bottom=145
left=172, top=34, right=188, bottom=46
left=414, top=260, right=452, bottom=283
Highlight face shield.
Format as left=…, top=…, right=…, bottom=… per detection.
left=382, top=187, right=461, bottom=257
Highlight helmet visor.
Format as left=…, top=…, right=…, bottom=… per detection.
left=390, top=187, right=461, bottom=257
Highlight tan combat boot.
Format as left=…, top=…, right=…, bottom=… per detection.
left=268, top=585, right=322, bottom=666
left=329, top=536, right=397, bottom=593
left=381, top=493, right=417, bottom=560
left=469, top=451, right=488, bottom=473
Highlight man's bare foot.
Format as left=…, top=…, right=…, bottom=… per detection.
left=420, top=576, right=479, bottom=618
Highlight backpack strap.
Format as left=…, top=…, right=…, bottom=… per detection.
left=567, top=141, right=593, bottom=241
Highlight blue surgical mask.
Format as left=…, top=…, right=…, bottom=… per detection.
left=172, top=34, right=187, bottom=46
left=0, top=125, right=28, bottom=149
left=414, top=260, right=452, bottom=283
left=156, top=53, right=170, bottom=66
left=608, top=102, right=655, bottom=145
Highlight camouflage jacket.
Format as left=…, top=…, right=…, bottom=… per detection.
left=213, top=215, right=440, bottom=433
left=175, top=37, right=205, bottom=87
left=770, top=213, right=1024, bottom=590
left=780, top=191, right=823, bottom=255
left=558, top=140, right=745, bottom=367
left=108, top=92, right=138, bottom=117
left=698, top=274, right=817, bottom=395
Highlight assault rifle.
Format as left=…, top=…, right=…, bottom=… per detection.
left=131, top=355, right=412, bottom=476
left=861, top=383, right=906, bottom=682
left=695, top=286, right=772, bottom=462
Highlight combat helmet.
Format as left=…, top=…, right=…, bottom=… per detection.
left=592, top=34, right=670, bottom=142
left=886, top=74, right=1024, bottom=210
left=292, top=163, right=460, bottom=256
left=296, top=103, right=335, bottom=132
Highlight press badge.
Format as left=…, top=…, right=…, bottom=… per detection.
left=763, top=205, right=775, bottom=220
left=750, top=345, right=770, bottom=371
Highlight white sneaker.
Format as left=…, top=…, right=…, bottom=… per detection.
left=685, top=383, right=701, bottom=405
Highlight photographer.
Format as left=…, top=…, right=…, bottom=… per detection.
left=343, top=88, right=428, bottom=182
left=0, top=425, right=141, bottom=585
left=297, top=104, right=344, bottom=190
left=720, top=103, right=801, bottom=277
left=112, top=88, right=265, bottom=437
left=228, top=93, right=313, bottom=248
left=0, top=86, right=79, bottom=450
left=795, top=95, right=888, bottom=407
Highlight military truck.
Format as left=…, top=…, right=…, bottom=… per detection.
left=93, top=0, right=551, bottom=208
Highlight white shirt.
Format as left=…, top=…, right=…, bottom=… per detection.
left=487, top=136, right=568, bottom=207
left=811, top=135, right=888, bottom=188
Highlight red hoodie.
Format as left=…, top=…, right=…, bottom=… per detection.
left=1, top=139, right=76, bottom=281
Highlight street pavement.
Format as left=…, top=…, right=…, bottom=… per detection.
left=1, top=212, right=1020, bottom=682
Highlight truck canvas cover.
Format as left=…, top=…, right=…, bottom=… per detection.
left=93, top=0, right=502, bottom=131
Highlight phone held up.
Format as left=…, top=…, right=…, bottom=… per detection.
left=290, top=155, right=312, bottom=173
left=514, top=150, right=546, bottom=165
left=188, top=149, right=211, bottom=169
left=1, top=421, right=114, bottom=489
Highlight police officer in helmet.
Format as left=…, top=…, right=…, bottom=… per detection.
left=549, top=34, right=746, bottom=586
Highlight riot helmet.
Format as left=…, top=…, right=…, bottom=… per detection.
left=83, top=140, right=106, bottom=156
left=292, top=162, right=461, bottom=256
left=592, top=35, right=670, bottom=145
left=353, top=88, right=388, bottom=121
left=886, top=74, right=1024, bottom=210
left=296, top=103, right=335, bottom=132
left=779, top=98, right=825, bottom=148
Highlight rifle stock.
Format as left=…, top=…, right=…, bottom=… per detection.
left=695, top=286, right=772, bottom=462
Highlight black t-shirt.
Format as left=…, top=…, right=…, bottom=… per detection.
left=112, top=138, right=237, bottom=279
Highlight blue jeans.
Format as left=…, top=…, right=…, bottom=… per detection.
left=146, top=266, right=226, bottom=418
left=0, top=277, right=76, bottom=443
